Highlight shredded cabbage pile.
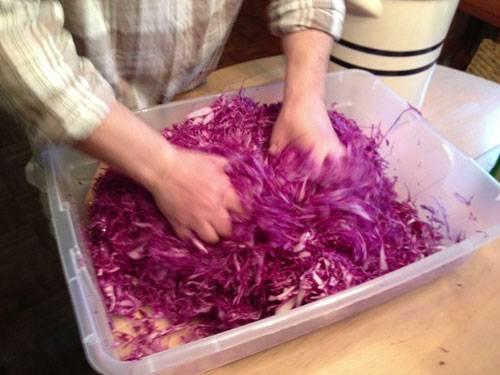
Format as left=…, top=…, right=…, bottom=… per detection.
left=85, top=94, right=445, bottom=360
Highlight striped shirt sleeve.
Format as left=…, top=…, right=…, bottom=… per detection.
left=0, top=0, right=115, bottom=144
left=267, top=0, right=346, bottom=41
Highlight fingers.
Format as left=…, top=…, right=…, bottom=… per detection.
left=208, top=188, right=242, bottom=240
left=210, top=209, right=232, bottom=239
left=214, top=155, right=244, bottom=214
left=160, top=151, right=244, bottom=245
left=184, top=189, right=240, bottom=244
left=332, top=142, right=347, bottom=159
left=223, top=188, right=244, bottom=214
left=311, top=140, right=347, bottom=166
left=192, top=220, right=220, bottom=244
left=170, top=220, right=192, bottom=241
left=269, top=142, right=280, bottom=155
left=211, top=154, right=229, bottom=170
left=269, top=124, right=288, bottom=155
left=172, top=216, right=223, bottom=244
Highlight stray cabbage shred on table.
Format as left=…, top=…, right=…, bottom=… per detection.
left=85, top=93, right=446, bottom=360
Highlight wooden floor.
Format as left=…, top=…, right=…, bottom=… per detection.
left=0, top=2, right=279, bottom=374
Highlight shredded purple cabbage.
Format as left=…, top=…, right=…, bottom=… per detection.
left=85, top=93, right=446, bottom=360
left=453, top=192, right=473, bottom=206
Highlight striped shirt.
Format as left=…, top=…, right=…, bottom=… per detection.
left=0, top=0, right=345, bottom=145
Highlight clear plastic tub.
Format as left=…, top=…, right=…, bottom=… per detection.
left=43, top=70, right=500, bottom=375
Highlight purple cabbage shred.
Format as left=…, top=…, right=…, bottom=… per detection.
left=85, top=93, right=446, bottom=360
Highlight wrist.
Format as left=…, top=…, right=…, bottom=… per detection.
left=281, top=89, right=326, bottom=120
left=283, top=87, right=325, bottom=107
left=281, top=30, right=332, bottom=103
left=284, top=81, right=326, bottom=105
left=75, top=100, right=178, bottom=194
left=139, top=141, right=177, bottom=194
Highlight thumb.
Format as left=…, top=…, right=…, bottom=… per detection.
left=269, top=143, right=279, bottom=155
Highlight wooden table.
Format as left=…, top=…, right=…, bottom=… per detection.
left=175, top=56, right=500, bottom=375
left=459, top=0, right=500, bottom=29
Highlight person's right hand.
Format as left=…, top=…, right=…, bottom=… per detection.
left=149, top=146, right=243, bottom=244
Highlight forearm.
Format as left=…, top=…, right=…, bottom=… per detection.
left=74, top=101, right=173, bottom=192
left=75, top=100, right=241, bottom=244
left=271, top=29, right=345, bottom=162
left=282, top=29, right=333, bottom=103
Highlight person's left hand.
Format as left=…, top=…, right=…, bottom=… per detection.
left=270, top=94, right=346, bottom=164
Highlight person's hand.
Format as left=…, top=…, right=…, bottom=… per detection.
left=270, top=94, right=346, bottom=164
left=274, top=29, right=346, bottom=165
left=149, top=147, right=243, bottom=244
left=76, top=101, right=242, bottom=244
